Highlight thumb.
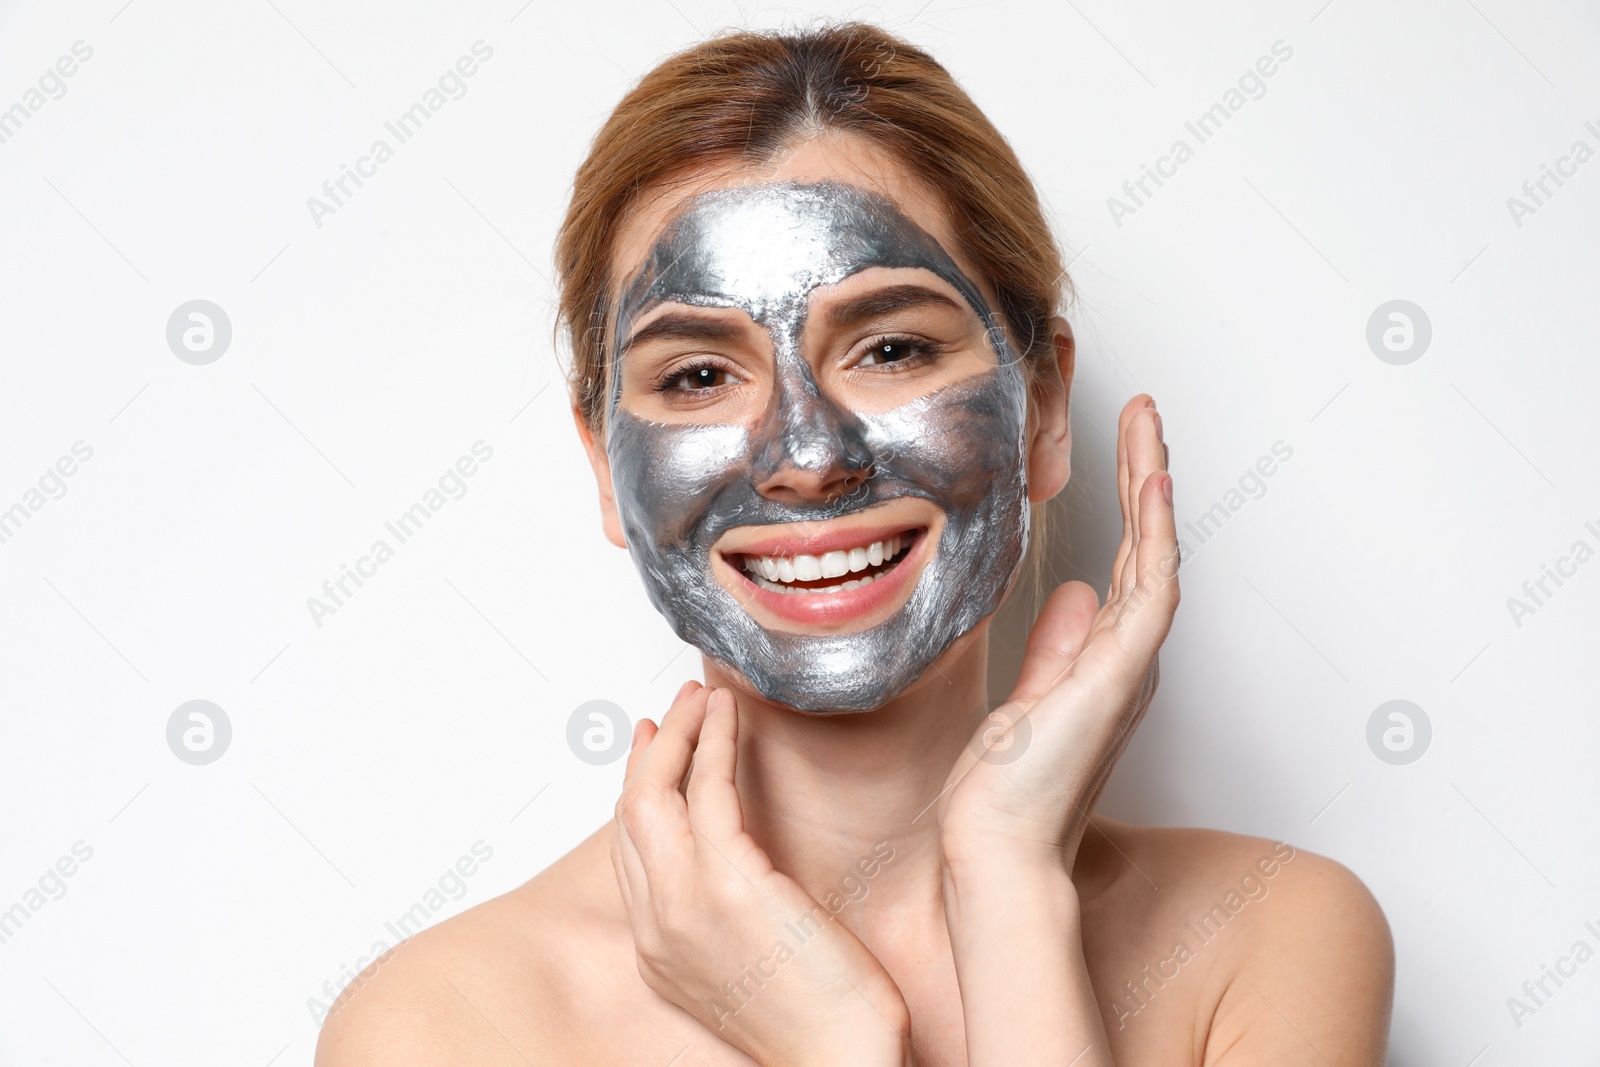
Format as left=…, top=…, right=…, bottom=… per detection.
left=1008, top=581, right=1099, bottom=704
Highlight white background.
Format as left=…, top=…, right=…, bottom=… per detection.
left=1, top=0, right=1596, bottom=1063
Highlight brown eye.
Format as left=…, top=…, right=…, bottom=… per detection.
left=858, top=335, right=936, bottom=368
left=655, top=361, right=733, bottom=394
left=682, top=366, right=724, bottom=389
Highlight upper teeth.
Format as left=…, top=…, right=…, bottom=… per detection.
left=741, top=535, right=905, bottom=584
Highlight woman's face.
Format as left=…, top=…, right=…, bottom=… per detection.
left=585, top=133, right=1049, bottom=712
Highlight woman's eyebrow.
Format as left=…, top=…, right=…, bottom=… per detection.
left=618, top=283, right=965, bottom=357
left=619, top=312, right=748, bottom=358
left=823, top=283, right=964, bottom=329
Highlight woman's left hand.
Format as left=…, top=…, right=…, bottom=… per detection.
left=611, top=682, right=912, bottom=1067
left=939, top=394, right=1179, bottom=874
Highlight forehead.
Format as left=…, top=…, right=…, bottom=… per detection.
left=606, top=132, right=984, bottom=316
left=618, top=181, right=991, bottom=335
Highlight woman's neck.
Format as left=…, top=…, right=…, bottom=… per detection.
left=700, top=625, right=993, bottom=922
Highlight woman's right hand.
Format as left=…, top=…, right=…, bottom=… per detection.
left=611, top=682, right=912, bottom=1067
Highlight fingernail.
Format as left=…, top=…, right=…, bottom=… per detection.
left=1161, top=474, right=1173, bottom=506
left=1153, top=411, right=1164, bottom=443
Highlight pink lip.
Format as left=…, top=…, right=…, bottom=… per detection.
left=718, top=528, right=930, bottom=628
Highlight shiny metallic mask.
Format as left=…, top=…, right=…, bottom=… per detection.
left=604, top=179, right=1029, bottom=712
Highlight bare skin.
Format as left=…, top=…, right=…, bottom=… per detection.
left=313, top=817, right=1390, bottom=1065
left=315, top=131, right=1393, bottom=1066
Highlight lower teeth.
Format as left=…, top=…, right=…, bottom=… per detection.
left=751, top=570, right=881, bottom=595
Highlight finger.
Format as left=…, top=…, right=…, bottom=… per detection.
left=623, top=680, right=699, bottom=784
left=1118, top=402, right=1165, bottom=601
left=622, top=718, right=658, bottom=785
left=616, top=707, right=668, bottom=911
left=686, top=688, right=746, bottom=843
left=1110, top=395, right=1151, bottom=601
left=1123, top=469, right=1180, bottom=647
left=616, top=688, right=710, bottom=877
left=616, top=750, right=692, bottom=888
left=1071, top=478, right=1179, bottom=717
left=633, top=686, right=712, bottom=799
left=1007, top=581, right=1100, bottom=704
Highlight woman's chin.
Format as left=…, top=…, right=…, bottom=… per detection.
left=695, top=620, right=991, bottom=716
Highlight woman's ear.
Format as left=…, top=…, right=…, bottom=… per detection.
left=572, top=405, right=628, bottom=549
left=1026, top=314, right=1074, bottom=503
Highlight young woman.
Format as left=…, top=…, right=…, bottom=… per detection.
left=317, top=21, right=1393, bottom=1066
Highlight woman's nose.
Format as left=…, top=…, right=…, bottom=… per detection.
left=750, top=372, right=874, bottom=505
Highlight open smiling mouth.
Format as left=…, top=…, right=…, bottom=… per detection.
left=729, top=529, right=922, bottom=595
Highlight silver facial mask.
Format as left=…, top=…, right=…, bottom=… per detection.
left=604, top=179, right=1030, bottom=712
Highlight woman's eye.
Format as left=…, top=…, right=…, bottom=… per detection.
left=658, top=363, right=731, bottom=393
left=681, top=366, right=724, bottom=389
left=858, top=337, right=932, bottom=368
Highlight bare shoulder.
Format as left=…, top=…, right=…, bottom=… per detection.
left=1083, top=818, right=1393, bottom=1064
left=314, top=826, right=628, bottom=1067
